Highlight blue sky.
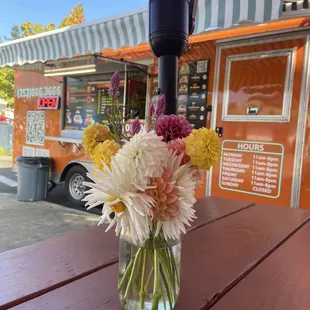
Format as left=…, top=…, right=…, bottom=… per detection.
left=0, top=0, right=148, bottom=39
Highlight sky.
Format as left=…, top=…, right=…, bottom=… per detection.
left=0, top=0, right=148, bottom=39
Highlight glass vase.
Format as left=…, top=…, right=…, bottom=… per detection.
left=118, top=232, right=181, bottom=310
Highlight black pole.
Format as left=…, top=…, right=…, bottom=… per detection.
left=158, top=55, right=178, bottom=115
left=149, top=0, right=190, bottom=115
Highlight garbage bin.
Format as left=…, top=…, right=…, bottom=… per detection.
left=16, top=156, right=52, bottom=201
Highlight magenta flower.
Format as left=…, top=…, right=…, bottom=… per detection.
left=156, top=115, right=192, bottom=142
left=132, top=116, right=141, bottom=134
left=109, top=71, right=120, bottom=98
left=155, top=95, right=166, bottom=117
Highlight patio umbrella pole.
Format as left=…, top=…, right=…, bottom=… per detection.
left=149, top=0, right=198, bottom=115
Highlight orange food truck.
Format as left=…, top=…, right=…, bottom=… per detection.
left=1, top=1, right=310, bottom=209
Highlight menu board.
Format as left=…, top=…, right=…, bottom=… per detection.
left=179, top=60, right=209, bottom=129
left=151, top=59, right=209, bottom=129
left=66, top=79, right=123, bottom=131
left=219, top=140, right=284, bottom=198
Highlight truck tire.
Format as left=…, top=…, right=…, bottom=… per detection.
left=65, top=165, right=89, bottom=208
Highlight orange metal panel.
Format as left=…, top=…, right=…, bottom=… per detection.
left=13, top=71, right=90, bottom=176
left=210, top=38, right=306, bottom=207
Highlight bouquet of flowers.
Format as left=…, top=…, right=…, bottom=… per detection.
left=82, top=72, right=221, bottom=310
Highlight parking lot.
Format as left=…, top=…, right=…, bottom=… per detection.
left=0, top=157, right=101, bottom=253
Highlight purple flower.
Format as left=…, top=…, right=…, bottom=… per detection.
left=155, top=95, right=166, bottom=117
left=109, top=71, right=120, bottom=98
left=149, top=104, right=155, bottom=117
left=132, top=116, right=141, bottom=134
left=156, top=115, right=192, bottom=142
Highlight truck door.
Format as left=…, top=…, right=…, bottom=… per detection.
left=209, top=35, right=307, bottom=208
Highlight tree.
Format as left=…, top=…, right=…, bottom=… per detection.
left=59, top=4, right=84, bottom=28
left=0, top=3, right=85, bottom=107
left=0, top=68, right=14, bottom=108
left=5, top=3, right=84, bottom=39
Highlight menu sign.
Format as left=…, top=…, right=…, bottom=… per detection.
left=151, top=59, right=209, bottom=129
left=66, top=80, right=124, bottom=130
left=219, top=140, right=284, bottom=198
left=179, top=60, right=209, bottom=129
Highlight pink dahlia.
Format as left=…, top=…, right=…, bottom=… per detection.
left=168, top=139, right=190, bottom=165
left=156, top=114, right=192, bottom=142
left=146, top=169, right=179, bottom=221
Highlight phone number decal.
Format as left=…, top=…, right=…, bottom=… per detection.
left=16, top=86, right=62, bottom=98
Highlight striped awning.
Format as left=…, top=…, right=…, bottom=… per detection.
left=0, top=1, right=284, bottom=68
left=195, top=0, right=283, bottom=30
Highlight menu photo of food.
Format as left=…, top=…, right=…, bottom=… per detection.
left=66, top=110, right=72, bottom=125
left=178, top=94, right=187, bottom=102
left=73, top=110, right=83, bottom=125
left=180, top=63, right=190, bottom=75
left=179, top=75, right=188, bottom=84
left=178, top=103, right=187, bottom=112
left=179, top=84, right=188, bottom=93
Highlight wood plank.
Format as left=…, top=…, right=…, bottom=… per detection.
left=12, top=265, right=122, bottom=310
left=0, top=226, right=119, bottom=309
left=0, top=197, right=250, bottom=309
left=189, top=196, right=254, bottom=232
left=209, top=221, right=310, bottom=310
left=13, top=204, right=310, bottom=310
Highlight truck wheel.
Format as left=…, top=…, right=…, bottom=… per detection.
left=65, top=165, right=89, bottom=207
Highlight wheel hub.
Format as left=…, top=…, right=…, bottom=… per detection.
left=69, top=173, right=85, bottom=200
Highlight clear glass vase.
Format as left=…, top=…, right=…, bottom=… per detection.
left=118, top=232, right=181, bottom=310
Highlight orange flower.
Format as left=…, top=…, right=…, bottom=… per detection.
left=146, top=169, right=179, bottom=221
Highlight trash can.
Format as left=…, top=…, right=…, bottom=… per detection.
left=16, top=156, right=52, bottom=202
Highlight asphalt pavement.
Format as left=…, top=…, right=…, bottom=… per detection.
left=0, top=158, right=101, bottom=215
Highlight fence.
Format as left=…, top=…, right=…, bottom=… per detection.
left=0, top=122, right=13, bottom=153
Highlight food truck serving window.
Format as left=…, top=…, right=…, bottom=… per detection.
left=64, top=69, right=147, bottom=132
left=222, top=49, right=295, bottom=122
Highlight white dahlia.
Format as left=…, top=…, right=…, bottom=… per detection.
left=83, top=159, right=155, bottom=244
left=155, top=151, right=197, bottom=240
left=115, top=130, right=169, bottom=184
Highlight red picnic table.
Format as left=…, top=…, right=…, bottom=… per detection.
left=1, top=196, right=310, bottom=310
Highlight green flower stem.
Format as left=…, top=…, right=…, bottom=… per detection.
left=118, top=258, right=134, bottom=291
left=159, top=278, right=167, bottom=310
left=145, top=267, right=154, bottom=292
left=123, top=248, right=142, bottom=301
left=168, top=247, right=180, bottom=285
left=133, top=252, right=142, bottom=297
left=152, top=249, right=161, bottom=310
left=160, top=249, right=176, bottom=304
left=139, top=250, right=148, bottom=309
left=159, top=263, right=173, bottom=310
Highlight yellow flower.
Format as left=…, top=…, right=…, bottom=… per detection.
left=185, top=128, right=222, bottom=170
left=91, top=140, right=121, bottom=171
left=82, top=123, right=112, bottom=154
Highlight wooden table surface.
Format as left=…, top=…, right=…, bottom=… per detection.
left=1, top=196, right=310, bottom=310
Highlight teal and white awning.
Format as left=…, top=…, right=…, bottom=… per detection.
left=0, top=1, right=284, bottom=67
left=195, top=0, right=283, bottom=31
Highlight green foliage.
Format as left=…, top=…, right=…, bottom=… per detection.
left=0, top=3, right=85, bottom=108
left=0, top=67, right=14, bottom=108
left=59, top=3, right=84, bottom=28
left=0, top=147, right=13, bottom=156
